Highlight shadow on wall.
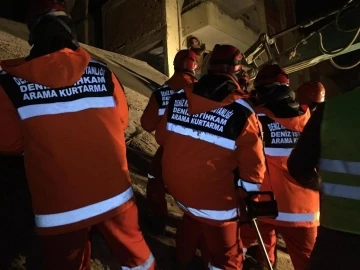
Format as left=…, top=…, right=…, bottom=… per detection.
left=133, top=41, right=166, bottom=75
left=0, top=0, right=28, bottom=23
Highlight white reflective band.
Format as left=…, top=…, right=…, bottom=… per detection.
left=158, top=108, right=165, bottom=116
left=264, top=147, right=293, bottom=157
left=177, top=201, right=238, bottom=221
left=257, top=113, right=266, bottom=117
left=48, top=10, right=68, bottom=17
left=177, top=89, right=185, bottom=93
left=121, top=253, right=155, bottom=270
left=322, top=183, right=360, bottom=200
left=320, top=159, right=360, bottom=176
left=236, top=99, right=254, bottom=113
left=167, top=122, right=236, bottom=150
left=18, top=96, right=116, bottom=120
left=276, top=212, right=319, bottom=222
left=237, top=179, right=260, bottom=192
left=208, top=263, right=223, bottom=270
left=148, top=174, right=155, bottom=179
left=160, top=84, right=169, bottom=88
left=35, top=187, right=134, bottom=228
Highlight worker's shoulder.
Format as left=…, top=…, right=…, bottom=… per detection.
left=89, top=57, right=108, bottom=67
left=234, top=97, right=255, bottom=114
left=153, top=83, right=175, bottom=94
left=0, top=69, right=12, bottom=85
left=87, top=57, right=116, bottom=78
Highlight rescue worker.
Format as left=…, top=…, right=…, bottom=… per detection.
left=155, top=44, right=266, bottom=269
left=141, top=49, right=198, bottom=234
left=0, top=3, right=155, bottom=270
left=295, top=81, right=325, bottom=112
left=288, top=86, right=360, bottom=270
left=240, top=64, right=319, bottom=270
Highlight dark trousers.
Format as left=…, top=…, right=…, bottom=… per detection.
left=308, top=226, right=360, bottom=270
left=146, top=146, right=168, bottom=216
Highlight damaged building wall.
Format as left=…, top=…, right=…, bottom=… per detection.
left=102, top=0, right=165, bottom=57
left=102, top=0, right=182, bottom=76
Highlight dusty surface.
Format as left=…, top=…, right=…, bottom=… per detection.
left=0, top=18, right=293, bottom=270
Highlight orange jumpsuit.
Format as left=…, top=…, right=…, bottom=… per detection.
left=241, top=106, right=319, bottom=270
left=141, top=72, right=197, bottom=217
left=0, top=48, right=155, bottom=270
left=155, top=73, right=266, bottom=269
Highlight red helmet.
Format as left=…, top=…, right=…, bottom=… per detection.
left=254, top=64, right=289, bottom=87
left=296, top=81, right=326, bottom=104
left=173, top=49, right=198, bottom=72
left=208, top=44, right=242, bottom=74
left=27, top=0, right=66, bottom=24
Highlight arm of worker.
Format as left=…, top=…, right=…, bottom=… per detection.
left=154, top=107, right=169, bottom=147
left=141, top=93, right=162, bottom=133
left=112, top=73, right=129, bottom=129
left=235, top=112, right=266, bottom=195
left=287, top=103, right=325, bottom=191
left=0, top=86, right=24, bottom=155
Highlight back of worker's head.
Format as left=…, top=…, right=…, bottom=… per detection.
left=296, top=81, right=325, bottom=111
left=27, top=1, right=79, bottom=57
left=254, top=64, right=293, bottom=105
left=208, top=44, right=242, bottom=76
left=173, top=49, right=198, bottom=75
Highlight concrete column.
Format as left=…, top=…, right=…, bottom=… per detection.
left=162, top=0, right=182, bottom=76
left=255, top=0, right=267, bottom=33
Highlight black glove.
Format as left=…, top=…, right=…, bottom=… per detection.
left=147, top=214, right=167, bottom=235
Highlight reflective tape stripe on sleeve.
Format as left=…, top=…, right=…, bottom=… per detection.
left=167, top=122, right=236, bottom=150
left=264, top=147, right=293, bottom=157
left=320, top=159, right=360, bottom=176
left=35, top=187, right=134, bottom=228
left=158, top=108, right=165, bottom=116
left=177, top=201, right=238, bottom=221
left=208, top=263, right=223, bottom=270
left=322, top=183, right=360, bottom=200
left=18, top=96, right=116, bottom=120
left=147, top=174, right=155, bottom=179
left=236, top=99, right=254, bottom=113
left=121, top=253, right=155, bottom=270
left=276, top=212, right=319, bottom=222
left=237, top=179, right=260, bottom=192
